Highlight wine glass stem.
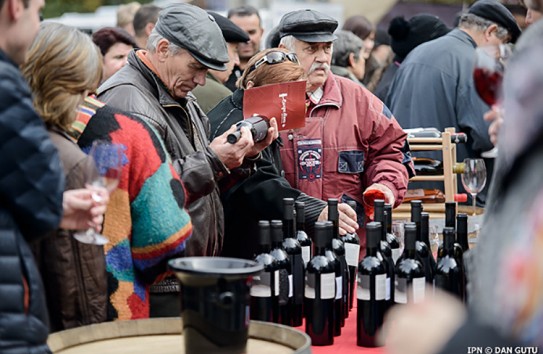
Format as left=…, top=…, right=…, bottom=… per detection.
left=471, top=193, right=477, bottom=216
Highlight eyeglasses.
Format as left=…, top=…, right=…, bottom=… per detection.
left=247, top=52, right=299, bottom=75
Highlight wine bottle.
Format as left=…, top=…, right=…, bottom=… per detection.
left=270, top=220, right=292, bottom=325
left=282, top=198, right=304, bottom=327
left=323, top=220, right=342, bottom=336
left=251, top=221, right=279, bottom=322
left=357, top=222, right=387, bottom=347
left=435, top=227, right=465, bottom=300
left=384, top=204, right=401, bottom=263
left=412, top=157, right=444, bottom=176
left=395, top=223, right=426, bottom=304
left=374, top=200, right=394, bottom=309
left=406, top=128, right=467, bottom=143
left=456, top=213, right=469, bottom=252
left=305, top=221, right=335, bottom=346
left=342, top=200, right=360, bottom=312
left=445, top=202, right=456, bottom=228
left=328, top=198, right=349, bottom=324
left=417, top=212, right=436, bottom=287
left=295, top=201, right=312, bottom=266
left=411, top=201, right=434, bottom=285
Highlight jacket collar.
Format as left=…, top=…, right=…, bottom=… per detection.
left=127, top=50, right=197, bottom=108
left=308, top=73, right=342, bottom=114
left=0, top=49, right=17, bottom=69
left=230, top=88, right=244, bottom=110
left=450, top=28, right=477, bottom=49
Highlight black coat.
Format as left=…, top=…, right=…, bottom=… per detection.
left=0, top=50, right=64, bottom=353
left=208, top=89, right=326, bottom=259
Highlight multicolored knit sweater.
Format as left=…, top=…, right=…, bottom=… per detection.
left=73, top=96, right=192, bottom=320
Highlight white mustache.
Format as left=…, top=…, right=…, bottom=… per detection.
left=309, top=63, right=330, bottom=74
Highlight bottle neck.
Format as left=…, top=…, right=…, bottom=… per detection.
left=421, top=217, right=431, bottom=248
left=283, top=219, right=295, bottom=239
left=443, top=232, right=455, bottom=254
left=258, top=242, right=271, bottom=254
left=296, top=220, right=305, bottom=232
left=314, top=244, right=327, bottom=256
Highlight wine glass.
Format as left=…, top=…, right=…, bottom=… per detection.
left=73, top=140, right=123, bottom=245
left=461, top=158, right=487, bottom=216
left=473, top=44, right=513, bottom=158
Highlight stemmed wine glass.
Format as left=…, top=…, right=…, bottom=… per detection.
left=473, top=44, right=513, bottom=158
left=461, top=158, right=487, bottom=216
left=73, top=140, right=123, bottom=245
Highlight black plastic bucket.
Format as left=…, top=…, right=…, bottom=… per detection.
left=169, top=257, right=263, bottom=354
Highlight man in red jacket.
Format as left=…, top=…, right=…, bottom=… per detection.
left=278, top=9, right=413, bottom=241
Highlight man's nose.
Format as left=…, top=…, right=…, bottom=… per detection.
left=194, top=71, right=206, bottom=86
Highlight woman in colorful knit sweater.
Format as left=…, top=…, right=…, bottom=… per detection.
left=75, top=95, right=193, bottom=320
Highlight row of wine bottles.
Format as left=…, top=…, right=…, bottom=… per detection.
left=249, top=197, right=470, bottom=347
left=356, top=200, right=471, bottom=347
left=250, top=198, right=361, bottom=343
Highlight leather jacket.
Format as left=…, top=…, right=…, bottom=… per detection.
left=98, top=50, right=224, bottom=257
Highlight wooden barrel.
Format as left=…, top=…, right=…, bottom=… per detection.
left=47, top=318, right=311, bottom=354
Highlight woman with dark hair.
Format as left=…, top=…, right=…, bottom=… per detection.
left=342, top=15, right=375, bottom=59
left=92, top=27, right=136, bottom=82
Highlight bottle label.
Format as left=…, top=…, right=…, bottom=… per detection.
left=273, top=270, right=280, bottom=295
left=278, top=269, right=289, bottom=305
left=357, top=274, right=386, bottom=300
left=412, top=277, right=426, bottom=303
left=251, top=272, right=272, bottom=297
left=392, top=248, right=401, bottom=264
left=288, top=274, right=293, bottom=298
left=385, top=276, right=391, bottom=301
left=305, top=272, right=335, bottom=299
left=301, top=246, right=310, bottom=265
left=395, top=278, right=407, bottom=304
left=345, top=243, right=360, bottom=266
left=335, top=276, right=342, bottom=299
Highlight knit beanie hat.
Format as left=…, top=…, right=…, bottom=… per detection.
left=388, top=14, right=450, bottom=61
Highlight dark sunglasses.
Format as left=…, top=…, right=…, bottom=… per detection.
left=247, top=52, right=299, bottom=75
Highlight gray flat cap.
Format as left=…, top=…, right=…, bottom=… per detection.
left=155, top=4, right=229, bottom=71
left=279, top=9, right=338, bottom=43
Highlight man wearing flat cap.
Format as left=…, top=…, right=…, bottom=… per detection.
left=277, top=9, right=414, bottom=247
left=193, top=11, right=250, bottom=113
left=96, top=3, right=277, bottom=316
left=386, top=0, right=521, bottom=208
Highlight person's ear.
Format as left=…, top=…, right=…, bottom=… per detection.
left=485, top=24, right=498, bottom=41
left=145, top=22, right=155, bottom=37
left=7, top=0, right=24, bottom=21
left=348, top=52, right=356, bottom=68
left=246, top=80, right=255, bottom=89
left=156, top=39, right=170, bottom=61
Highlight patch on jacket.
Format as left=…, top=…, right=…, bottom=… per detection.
left=338, top=150, right=364, bottom=173
left=297, top=139, right=322, bottom=181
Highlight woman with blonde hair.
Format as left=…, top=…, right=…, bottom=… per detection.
left=22, top=22, right=109, bottom=331
left=208, top=48, right=354, bottom=260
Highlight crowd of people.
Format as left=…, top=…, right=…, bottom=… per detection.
left=0, top=0, right=541, bottom=352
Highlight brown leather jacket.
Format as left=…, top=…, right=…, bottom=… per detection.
left=97, top=50, right=225, bottom=258
left=30, top=129, right=107, bottom=332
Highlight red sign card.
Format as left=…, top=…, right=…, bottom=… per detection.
left=243, top=80, right=307, bottom=131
